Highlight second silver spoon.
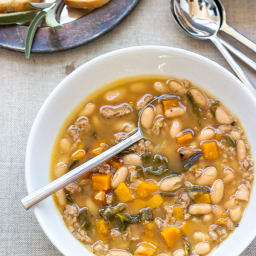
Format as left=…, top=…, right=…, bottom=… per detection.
left=170, top=0, right=256, bottom=94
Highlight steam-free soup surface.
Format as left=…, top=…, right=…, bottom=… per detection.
left=51, top=76, right=254, bottom=256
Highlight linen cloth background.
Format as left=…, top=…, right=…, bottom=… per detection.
left=0, top=0, right=255, bottom=255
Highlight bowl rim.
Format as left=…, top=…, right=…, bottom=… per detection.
left=24, top=45, right=256, bottom=256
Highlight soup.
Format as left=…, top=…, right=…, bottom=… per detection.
left=50, top=76, right=254, bottom=256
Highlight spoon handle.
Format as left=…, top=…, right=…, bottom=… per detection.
left=21, top=130, right=143, bottom=210
left=221, top=23, right=256, bottom=54
left=219, top=38, right=256, bottom=71
left=211, top=36, right=256, bottom=94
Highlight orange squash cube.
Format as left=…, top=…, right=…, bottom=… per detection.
left=201, top=141, right=219, bottom=160
left=136, top=181, right=159, bottom=198
left=172, top=206, right=184, bottom=220
left=114, top=182, right=133, bottom=202
left=181, top=221, right=191, bottom=236
left=147, top=194, right=164, bottom=209
left=195, top=193, right=211, bottom=204
left=161, top=227, right=181, bottom=248
left=176, top=131, right=193, bottom=144
left=92, top=174, right=111, bottom=191
left=162, top=98, right=179, bottom=112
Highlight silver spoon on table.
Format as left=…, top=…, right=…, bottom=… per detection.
left=21, top=96, right=164, bottom=210
left=170, top=0, right=256, bottom=94
left=215, top=0, right=256, bottom=54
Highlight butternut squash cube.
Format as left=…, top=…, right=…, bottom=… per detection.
left=96, top=219, right=108, bottom=236
left=201, top=141, right=219, bottom=160
left=172, top=206, right=184, bottom=220
left=161, top=227, right=181, bottom=248
left=176, top=131, right=193, bottom=144
left=181, top=221, right=191, bottom=236
left=195, top=193, right=211, bottom=204
left=136, top=181, right=158, bottom=198
left=114, top=182, right=133, bottom=202
left=147, top=194, right=163, bottom=209
left=92, top=174, right=111, bottom=191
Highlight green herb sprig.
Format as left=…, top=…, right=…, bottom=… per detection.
left=25, top=1, right=62, bottom=58
left=0, top=1, right=63, bottom=59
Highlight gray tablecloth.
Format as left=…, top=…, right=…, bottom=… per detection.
left=0, top=0, right=255, bottom=255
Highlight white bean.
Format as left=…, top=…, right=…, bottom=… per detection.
left=122, top=153, right=142, bottom=165
left=215, top=106, right=233, bottom=124
left=79, top=102, right=96, bottom=117
left=85, top=198, right=98, bottom=216
left=165, top=107, right=185, bottom=118
left=223, top=168, right=235, bottom=183
left=224, top=198, right=237, bottom=209
left=104, top=88, right=126, bottom=103
left=203, top=214, right=213, bottom=223
left=54, top=164, right=67, bottom=178
left=168, top=80, right=186, bottom=94
left=173, top=249, right=185, bottom=256
left=169, top=119, right=182, bottom=138
left=211, top=179, right=224, bottom=204
left=141, top=107, right=155, bottom=129
left=212, top=205, right=224, bottom=217
left=111, top=167, right=129, bottom=188
left=237, top=139, right=246, bottom=161
left=56, top=189, right=67, bottom=207
left=235, top=184, right=249, bottom=201
left=195, top=242, right=211, bottom=255
left=196, top=166, right=217, bottom=186
left=193, top=232, right=210, bottom=242
left=106, top=249, right=132, bottom=256
left=189, top=204, right=212, bottom=215
left=199, top=128, right=215, bottom=141
left=229, top=206, right=242, bottom=222
left=59, top=138, right=72, bottom=154
left=153, top=81, right=169, bottom=93
left=114, top=121, right=136, bottom=133
left=189, top=88, right=207, bottom=107
left=159, top=176, right=183, bottom=192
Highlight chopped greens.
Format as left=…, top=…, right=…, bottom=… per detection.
left=187, top=91, right=203, bottom=119
left=183, top=152, right=202, bottom=171
left=78, top=207, right=90, bottom=230
left=189, top=185, right=211, bottom=193
left=114, top=207, right=153, bottom=231
left=99, top=203, right=127, bottom=222
left=140, top=152, right=169, bottom=176
left=183, top=236, right=191, bottom=256
left=221, top=135, right=236, bottom=147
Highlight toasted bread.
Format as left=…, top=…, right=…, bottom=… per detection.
left=64, top=0, right=110, bottom=9
left=0, top=0, right=42, bottom=13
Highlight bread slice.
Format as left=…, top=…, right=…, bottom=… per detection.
left=65, top=0, right=110, bottom=9
left=0, top=0, right=42, bottom=13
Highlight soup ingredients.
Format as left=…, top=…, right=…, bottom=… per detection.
left=51, top=76, right=254, bottom=256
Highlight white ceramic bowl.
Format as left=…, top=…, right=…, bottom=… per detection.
left=25, top=46, right=256, bottom=256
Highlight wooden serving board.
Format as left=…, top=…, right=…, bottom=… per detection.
left=0, top=0, right=140, bottom=53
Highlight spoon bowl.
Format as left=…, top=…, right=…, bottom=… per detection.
left=171, top=0, right=220, bottom=39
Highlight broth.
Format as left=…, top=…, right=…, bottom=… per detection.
left=50, top=76, right=254, bottom=256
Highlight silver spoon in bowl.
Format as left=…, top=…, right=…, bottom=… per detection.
left=215, top=0, right=256, bottom=54
left=21, top=96, right=165, bottom=210
left=170, top=0, right=256, bottom=94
